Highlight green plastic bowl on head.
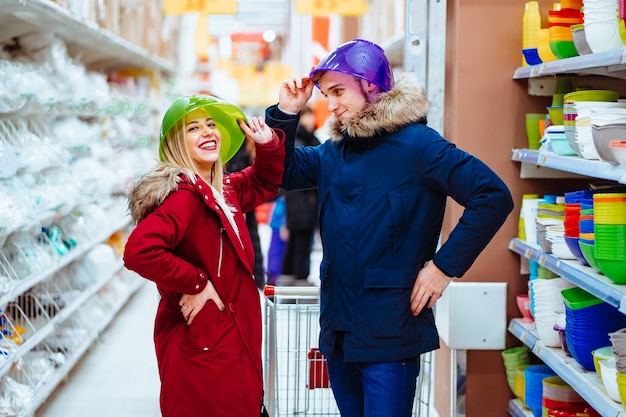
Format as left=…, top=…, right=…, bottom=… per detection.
left=159, top=94, right=247, bottom=164
left=561, top=287, right=602, bottom=310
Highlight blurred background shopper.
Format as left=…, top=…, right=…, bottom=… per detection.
left=277, top=105, right=320, bottom=286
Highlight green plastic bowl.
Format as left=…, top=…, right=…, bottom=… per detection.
left=549, top=40, right=580, bottom=59
left=564, top=89, right=620, bottom=102
left=596, top=257, right=626, bottom=284
left=578, top=241, right=602, bottom=272
left=561, top=287, right=603, bottom=310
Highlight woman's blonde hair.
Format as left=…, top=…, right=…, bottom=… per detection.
left=159, top=120, right=223, bottom=193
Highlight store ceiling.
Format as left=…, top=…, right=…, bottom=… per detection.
left=208, top=0, right=291, bottom=37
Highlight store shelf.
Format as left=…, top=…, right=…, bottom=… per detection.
left=0, top=260, right=123, bottom=379
left=513, top=47, right=626, bottom=80
left=0, top=0, right=175, bottom=75
left=511, top=149, right=626, bottom=184
left=0, top=212, right=131, bottom=309
left=508, top=319, right=626, bottom=417
left=18, top=275, right=144, bottom=416
left=507, top=398, right=533, bottom=417
left=509, top=238, right=626, bottom=313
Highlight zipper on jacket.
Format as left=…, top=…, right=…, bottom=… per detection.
left=218, top=227, right=224, bottom=278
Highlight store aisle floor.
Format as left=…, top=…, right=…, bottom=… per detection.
left=36, top=281, right=162, bottom=417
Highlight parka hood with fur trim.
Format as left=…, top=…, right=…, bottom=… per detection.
left=126, top=163, right=195, bottom=224
left=327, top=72, right=431, bottom=142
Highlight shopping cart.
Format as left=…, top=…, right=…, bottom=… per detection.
left=263, top=285, right=432, bottom=417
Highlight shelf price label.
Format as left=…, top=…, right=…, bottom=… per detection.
left=164, top=0, right=237, bottom=15
left=296, top=0, right=369, bottom=16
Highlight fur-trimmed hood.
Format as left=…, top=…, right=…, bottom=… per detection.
left=327, top=72, right=430, bottom=142
left=127, top=163, right=195, bottom=224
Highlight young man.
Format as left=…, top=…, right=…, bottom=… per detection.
left=265, top=39, right=514, bottom=417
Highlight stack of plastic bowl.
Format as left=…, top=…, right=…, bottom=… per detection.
left=523, top=1, right=542, bottom=66
left=610, top=329, right=626, bottom=403
left=563, top=194, right=589, bottom=265
left=548, top=224, right=576, bottom=259
left=592, top=345, right=615, bottom=378
left=610, top=140, right=626, bottom=167
left=502, top=346, right=531, bottom=392
left=530, top=277, right=576, bottom=347
left=562, top=287, right=626, bottom=371
left=584, top=0, right=625, bottom=53
left=599, top=357, right=622, bottom=402
left=542, top=375, right=591, bottom=415
left=549, top=25, right=581, bottom=58
left=574, top=101, right=626, bottom=160
left=548, top=7, right=583, bottom=58
left=544, top=125, right=577, bottom=155
left=514, top=363, right=533, bottom=402
left=590, top=108, right=626, bottom=162
left=525, top=365, right=558, bottom=417
left=578, top=205, right=600, bottom=271
left=571, top=23, right=594, bottom=54
left=593, top=193, right=626, bottom=284
left=517, top=294, right=534, bottom=322
left=562, top=90, right=620, bottom=156
left=538, top=28, right=560, bottom=62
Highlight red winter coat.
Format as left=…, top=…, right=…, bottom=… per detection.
left=123, top=131, right=284, bottom=417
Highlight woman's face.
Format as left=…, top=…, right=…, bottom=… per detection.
left=185, top=109, right=221, bottom=169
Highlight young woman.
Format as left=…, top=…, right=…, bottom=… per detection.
left=123, top=95, right=284, bottom=417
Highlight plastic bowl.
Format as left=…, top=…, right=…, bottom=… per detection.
left=547, top=106, right=565, bottom=125
left=517, top=294, right=533, bottom=322
left=522, top=48, right=542, bottom=66
left=592, top=346, right=616, bottom=377
left=571, top=24, right=593, bottom=55
left=561, top=287, right=603, bottom=310
left=578, top=241, right=602, bottom=272
left=564, top=90, right=620, bottom=102
left=564, top=236, right=590, bottom=266
left=596, top=257, right=626, bottom=284
left=610, top=140, right=626, bottom=167
left=600, top=358, right=622, bottom=402
left=550, top=40, right=580, bottom=59
left=591, top=124, right=626, bottom=163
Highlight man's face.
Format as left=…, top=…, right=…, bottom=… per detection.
left=317, top=71, right=368, bottom=123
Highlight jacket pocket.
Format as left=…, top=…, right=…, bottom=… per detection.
left=184, top=303, right=230, bottom=352
left=363, top=266, right=420, bottom=339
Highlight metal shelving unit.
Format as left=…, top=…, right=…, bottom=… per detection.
left=513, top=47, right=626, bottom=80
left=0, top=0, right=175, bottom=74
left=508, top=319, right=626, bottom=417
left=509, top=238, right=626, bottom=313
left=510, top=47, right=626, bottom=416
left=0, top=1, right=170, bottom=413
left=511, top=149, right=626, bottom=185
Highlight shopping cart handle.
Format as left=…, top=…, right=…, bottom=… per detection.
left=263, top=285, right=320, bottom=297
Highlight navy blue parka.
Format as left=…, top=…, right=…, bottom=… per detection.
left=265, top=73, right=514, bottom=362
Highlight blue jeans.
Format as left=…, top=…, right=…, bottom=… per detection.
left=325, top=336, right=420, bottom=417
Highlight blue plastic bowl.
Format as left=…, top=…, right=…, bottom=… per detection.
left=522, top=48, right=543, bottom=66
left=564, top=236, right=589, bottom=266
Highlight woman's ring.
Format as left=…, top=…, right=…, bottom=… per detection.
left=253, top=128, right=258, bottom=133
left=182, top=305, right=187, bottom=310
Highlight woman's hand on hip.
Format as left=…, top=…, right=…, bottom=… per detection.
left=179, top=280, right=225, bottom=325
